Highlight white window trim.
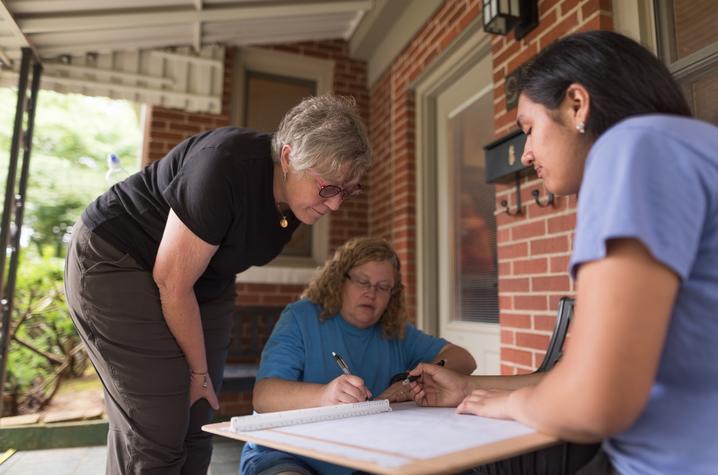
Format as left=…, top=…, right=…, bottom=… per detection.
left=231, top=47, right=335, bottom=285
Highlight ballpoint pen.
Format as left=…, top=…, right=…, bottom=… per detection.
left=332, top=351, right=371, bottom=400
left=401, top=359, right=446, bottom=385
left=332, top=351, right=351, bottom=376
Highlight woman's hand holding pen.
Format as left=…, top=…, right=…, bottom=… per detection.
left=407, top=363, right=470, bottom=407
left=376, top=381, right=413, bottom=403
left=321, top=375, right=372, bottom=405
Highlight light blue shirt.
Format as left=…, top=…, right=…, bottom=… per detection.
left=242, top=299, right=447, bottom=475
left=570, top=115, right=718, bottom=475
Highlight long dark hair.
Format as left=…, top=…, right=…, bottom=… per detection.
left=518, top=30, right=691, bottom=137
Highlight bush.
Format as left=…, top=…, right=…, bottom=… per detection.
left=4, top=251, right=87, bottom=413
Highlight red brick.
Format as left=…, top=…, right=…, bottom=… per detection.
left=514, top=294, right=548, bottom=311
left=516, top=332, right=551, bottom=351
left=500, top=313, right=532, bottom=328
left=539, top=11, right=579, bottom=48
left=534, top=315, right=557, bottom=332
left=547, top=213, right=577, bottom=234
left=498, top=242, right=529, bottom=259
left=550, top=255, right=571, bottom=273
left=530, top=235, right=570, bottom=255
left=514, top=257, right=548, bottom=275
left=512, top=220, right=547, bottom=240
left=502, top=348, right=533, bottom=366
left=499, top=277, right=530, bottom=293
left=532, top=275, right=571, bottom=292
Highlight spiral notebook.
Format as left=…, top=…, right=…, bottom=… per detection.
left=230, top=399, right=391, bottom=432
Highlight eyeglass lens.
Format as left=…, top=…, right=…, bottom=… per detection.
left=347, top=274, right=393, bottom=294
left=319, top=183, right=362, bottom=199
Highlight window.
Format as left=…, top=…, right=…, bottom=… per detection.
left=656, top=0, right=718, bottom=123
left=448, top=94, right=498, bottom=324
left=231, top=47, right=335, bottom=284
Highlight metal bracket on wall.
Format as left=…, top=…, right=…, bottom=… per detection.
left=531, top=189, right=555, bottom=208
left=495, top=172, right=523, bottom=216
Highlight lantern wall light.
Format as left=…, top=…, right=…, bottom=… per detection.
left=482, top=0, right=539, bottom=39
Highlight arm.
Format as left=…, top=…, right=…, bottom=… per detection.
left=435, top=343, right=477, bottom=375
left=409, top=364, right=544, bottom=407
left=153, top=209, right=219, bottom=408
left=253, top=376, right=372, bottom=413
left=462, top=239, right=678, bottom=442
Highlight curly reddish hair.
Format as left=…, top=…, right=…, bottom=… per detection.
left=301, top=237, right=407, bottom=338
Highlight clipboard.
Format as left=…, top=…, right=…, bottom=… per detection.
left=203, top=402, right=560, bottom=474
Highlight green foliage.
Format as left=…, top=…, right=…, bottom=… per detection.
left=0, top=86, right=141, bottom=412
left=5, top=253, right=82, bottom=405
left=0, top=87, right=141, bottom=258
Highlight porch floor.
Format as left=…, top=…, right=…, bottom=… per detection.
left=0, top=436, right=242, bottom=475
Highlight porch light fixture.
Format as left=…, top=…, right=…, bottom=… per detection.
left=482, top=0, right=539, bottom=40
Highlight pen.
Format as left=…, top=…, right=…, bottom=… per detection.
left=332, top=351, right=371, bottom=400
left=332, top=351, right=351, bottom=376
left=402, top=359, right=446, bottom=385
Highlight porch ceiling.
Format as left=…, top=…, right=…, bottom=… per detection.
left=0, top=0, right=372, bottom=66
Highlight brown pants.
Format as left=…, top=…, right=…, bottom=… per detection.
left=64, top=220, right=234, bottom=475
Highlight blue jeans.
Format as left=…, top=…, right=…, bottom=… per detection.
left=240, top=443, right=317, bottom=475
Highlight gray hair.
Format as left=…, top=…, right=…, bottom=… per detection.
left=271, top=95, right=371, bottom=183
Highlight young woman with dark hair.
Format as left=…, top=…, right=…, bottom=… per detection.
left=409, top=30, right=718, bottom=475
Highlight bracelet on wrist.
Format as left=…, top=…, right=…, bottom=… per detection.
left=190, top=371, right=209, bottom=389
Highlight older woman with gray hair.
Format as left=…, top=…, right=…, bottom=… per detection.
left=240, top=237, right=476, bottom=475
left=64, top=95, right=371, bottom=474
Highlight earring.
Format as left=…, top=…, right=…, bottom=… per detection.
left=576, top=121, right=586, bottom=134
left=276, top=203, right=288, bottom=228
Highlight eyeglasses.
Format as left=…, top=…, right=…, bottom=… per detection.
left=314, top=175, right=363, bottom=200
left=345, top=273, right=394, bottom=296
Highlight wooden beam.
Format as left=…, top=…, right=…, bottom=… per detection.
left=44, top=63, right=175, bottom=87
left=0, top=47, right=11, bottom=67
left=150, top=50, right=223, bottom=68
left=0, top=70, right=220, bottom=106
left=0, top=0, right=39, bottom=58
left=194, top=0, right=203, bottom=52
left=19, top=1, right=372, bottom=34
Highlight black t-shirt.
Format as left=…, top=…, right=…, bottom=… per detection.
left=82, top=127, right=299, bottom=302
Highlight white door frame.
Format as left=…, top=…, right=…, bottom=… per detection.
left=412, top=18, right=498, bottom=372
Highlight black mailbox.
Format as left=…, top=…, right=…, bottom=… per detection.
left=483, top=129, right=531, bottom=183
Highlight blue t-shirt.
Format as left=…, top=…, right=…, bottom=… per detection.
left=241, top=299, right=448, bottom=475
left=570, top=115, right=718, bottom=475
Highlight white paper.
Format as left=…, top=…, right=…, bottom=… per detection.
left=229, top=402, right=536, bottom=469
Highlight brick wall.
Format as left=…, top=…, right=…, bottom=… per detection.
left=368, top=0, right=612, bottom=373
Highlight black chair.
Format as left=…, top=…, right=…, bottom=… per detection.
left=536, top=297, right=575, bottom=373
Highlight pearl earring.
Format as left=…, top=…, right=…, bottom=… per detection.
left=576, top=121, right=586, bottom=134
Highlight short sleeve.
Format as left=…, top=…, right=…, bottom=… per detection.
left=570, top=120, right=707, bottom=280
left=401, top=324, right=448, bottom=369
left=162, top=147, right=235, bottom=245
left=256, top=307, right=306, bottom=382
